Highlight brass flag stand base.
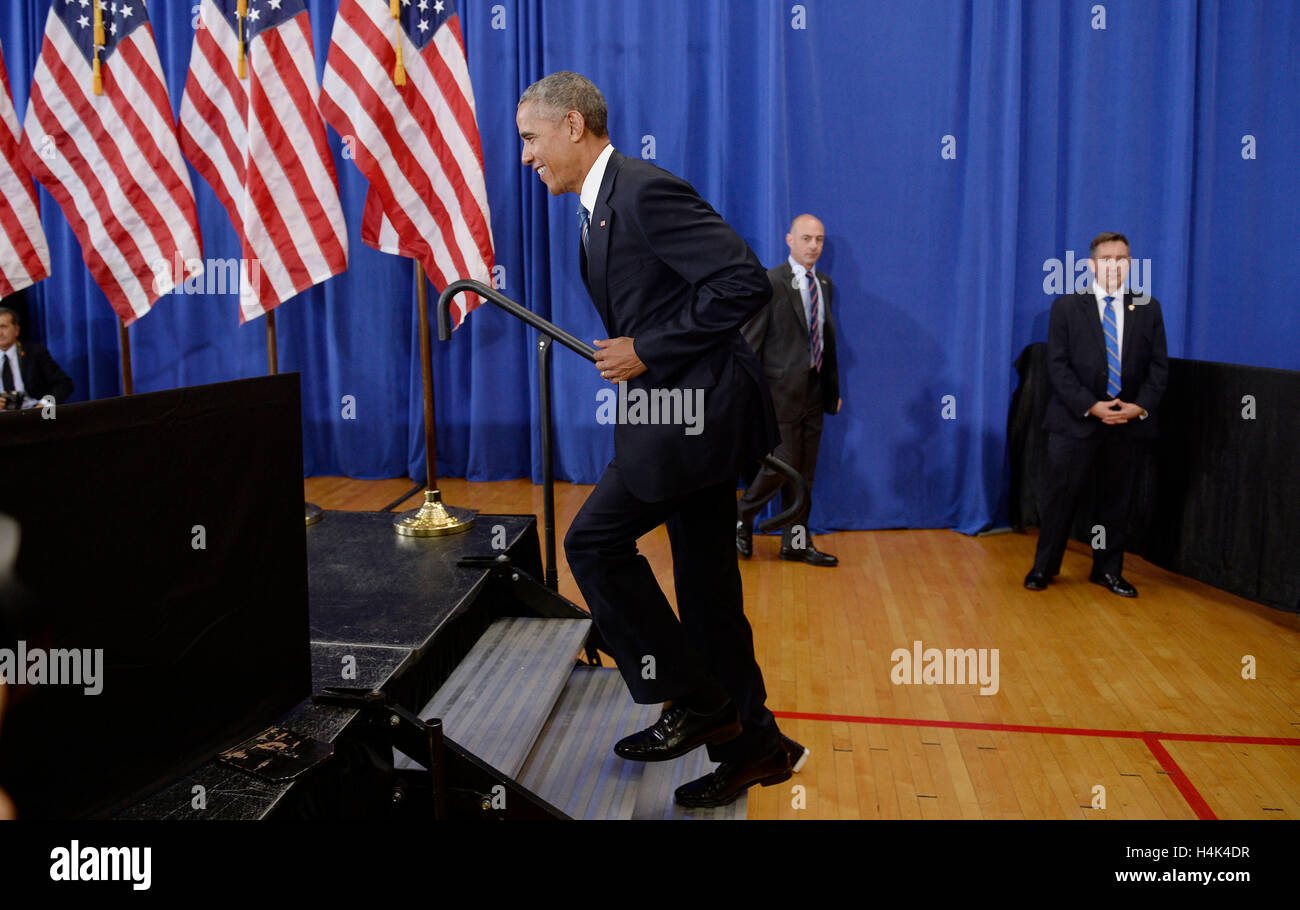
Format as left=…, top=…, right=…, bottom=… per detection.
left=394, top=260, right=475, bottom=539
left=305, top=502, right=324, bottom=527
left=393, top=489, right=475, bottom=537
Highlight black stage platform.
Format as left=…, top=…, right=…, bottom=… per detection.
left=120, top=510, right=545, bottom=820
left=4, top=372, right=754, bottom=819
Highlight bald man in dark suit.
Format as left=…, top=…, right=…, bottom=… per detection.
left=736, top=215, right=841, bottom=566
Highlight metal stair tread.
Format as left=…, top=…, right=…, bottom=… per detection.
left=395, top=615, right=591, bottom=778
left=519, top=666, right=748, bottom=820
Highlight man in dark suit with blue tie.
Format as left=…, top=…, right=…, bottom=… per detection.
left=1025, top=232, right=1168, bottom=597
left=516, top=72, right=794, bottom=806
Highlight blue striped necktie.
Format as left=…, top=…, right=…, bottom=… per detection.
left=578, top=208, right=590, bottom=250
left=808, top=270, right=823, bottom=371
left=1103, top=295, right=1121, bottom=397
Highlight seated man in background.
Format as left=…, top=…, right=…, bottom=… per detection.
left=0, top=307, right=72, bottom=411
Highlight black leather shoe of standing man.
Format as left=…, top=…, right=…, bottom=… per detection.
left=1090, top=572, right=1137, bottom=597
left=614, top=700, right=742, bottom=762
left=780, top=543, right=838, bottom=567
left=735, top=520, right=753, bottom=558
left=1024, top=569, right=1049, bottom=591
left=675, top=741, right=792, bottom=808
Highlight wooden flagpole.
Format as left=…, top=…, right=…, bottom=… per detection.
left=235, top=6, right=312, bottom=524
left=118, top=322, right=132, bottom=395
left=393, top=259, right=473, bottom=536
left=265, top=305, right=321, bottom=526
left=265, top=309, right=278, bottom=375
left=416, top=261, right=437, bottom=492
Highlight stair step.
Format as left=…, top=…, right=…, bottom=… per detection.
left=631, top=749, right=749, bottom=821
left=517, top=666, right=653, bottom=819
left=395, top=616, right=591, bottom=778
left=518, top=666, right=748, bottom=820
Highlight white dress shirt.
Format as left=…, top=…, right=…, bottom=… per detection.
left=0, top=345, right=28, bottom=404
left=579, top=143, right=616, bottom=220
left=1090, top=282, right=1147, bottom=418
left=1093, top=282, right=1125, bottom=364
left=788, top=256, right=825, bottom=368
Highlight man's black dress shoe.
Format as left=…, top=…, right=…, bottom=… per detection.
left=614, top=700, right=742, bottom=762
left=1090, top=572, right=1137, bottom=597
left=781, top=734, right=810, bottom=773
left=675, top=742, right=792, bottom=808
left=779, top=544, right=838, bottom=567
left=736, top=520, right=753, bottom=558
left=1024, top=569, right=1049, bottom=591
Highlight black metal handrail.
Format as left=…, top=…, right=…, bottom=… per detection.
left=437, top=279, right=808, bottom=590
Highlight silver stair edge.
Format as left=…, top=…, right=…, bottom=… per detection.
left=519, top=666, right=748, bottom=820
left=394, top=616, right=590, bottom=778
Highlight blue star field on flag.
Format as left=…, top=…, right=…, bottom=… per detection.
left=212, top=0, right=306, bottom=44
left=395, top=0, right=457, bottom=51
left=54, top=0, right=151, bottom=65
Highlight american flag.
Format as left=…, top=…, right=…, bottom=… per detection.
left=19, top=0, right=203, bottom=327
left=1, top=38, right=52, bottom=298
left=180, top=0, right=348, bottom=323
left=320, top=0, right=493, bottom=328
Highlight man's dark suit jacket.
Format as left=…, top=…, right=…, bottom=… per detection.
left=5, top=342, right=73, bottom=404
left=1042, top=291, right=1168, bottom=439
left=741, top=261, right=840, bottom=423
left=581, top=150, right=779, bottom=502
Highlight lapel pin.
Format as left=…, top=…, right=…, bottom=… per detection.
left=1128, top=304, right=1135, bottom=311
left=599, top=220, right=606, bottom=227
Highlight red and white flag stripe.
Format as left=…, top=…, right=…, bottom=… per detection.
left=321, top=0, right=493, bottom=329
left=180, top=0, right=348, bottom=323
left=0, top=38, right=51, bottom=298
left=20, top=6, right=202, bottom=326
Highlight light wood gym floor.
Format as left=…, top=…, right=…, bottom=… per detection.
left=306, top=476, right=1300, bottom=820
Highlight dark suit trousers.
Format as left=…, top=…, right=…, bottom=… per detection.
left=564, top=459, right=781, bottom=763
left=737, top=369, right=824, bottom=547
left=1033, top=429, right=1141, bottom=577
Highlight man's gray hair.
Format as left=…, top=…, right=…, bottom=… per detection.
left=518, top=71, right=608, bottom=138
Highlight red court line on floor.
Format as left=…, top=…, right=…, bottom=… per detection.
left=772, top=710, right=1300, bottom=747
left=1148, top=731, right=1300, bottom=746
left=1143, top=735, right=1217, bottom=820
left=773, top=709, right=1297, bottom=820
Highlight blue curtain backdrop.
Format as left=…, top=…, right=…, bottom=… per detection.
left=2, top=1, right=1297, bottom=534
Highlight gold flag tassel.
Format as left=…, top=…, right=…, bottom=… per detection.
left=391, top=0, right=407, bottom=86
left=237, top=0, right=248, bottom=79
left=92, top=0, right=106, bottom=95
